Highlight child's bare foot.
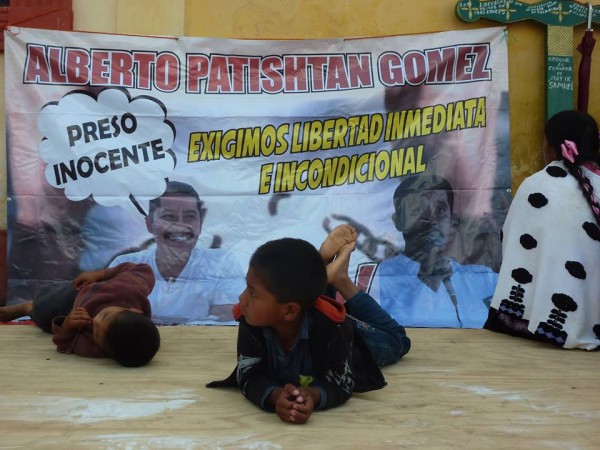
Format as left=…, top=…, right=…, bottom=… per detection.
left=0, top=301, right=34, bottom=322
left=326, top=242, right=360, bottom=300
left=319, top=224, right=358, bottom=264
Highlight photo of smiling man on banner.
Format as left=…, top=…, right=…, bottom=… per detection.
left=109, top=180, right=245, bottom=325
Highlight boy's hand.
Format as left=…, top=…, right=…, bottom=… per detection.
left=63, top=307, right=91, bottom=329
left=73, top=269, right=106, bottom=290
left=288, top=386, right=316, bottom=424
left=273, top=384, right=315, bottom=424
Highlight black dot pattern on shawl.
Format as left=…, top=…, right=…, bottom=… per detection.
left=546, top=165, right=568, bottom=178
left=551, top=293, right=578, bottom=312
left=528, top=192, right=548, bottom=208
left=519, top=233, right=537, bottom=249
left=564, top=261, right=586, bottom=280
left=582, top=221, right=600, bottom=242
left=511, top=267, right=533, bottom=284
left=593, top=325, right=600, bottom=339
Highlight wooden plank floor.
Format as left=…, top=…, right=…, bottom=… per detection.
left=0, top=325, right=598, bottom=449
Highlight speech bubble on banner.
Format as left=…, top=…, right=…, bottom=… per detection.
left=38, top=88, right=176, bottom=216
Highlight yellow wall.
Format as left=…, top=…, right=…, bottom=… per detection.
left=1, top=0, right=600, bottom=230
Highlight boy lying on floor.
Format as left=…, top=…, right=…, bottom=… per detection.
left=0, top=262, right=160, bottom=367
left=208, top=225, right=411, bottom=423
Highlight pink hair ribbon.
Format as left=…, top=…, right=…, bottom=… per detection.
left=561, top=140, right=579, bottom=163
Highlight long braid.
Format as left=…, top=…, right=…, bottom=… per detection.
left=564, top=161, right=600, bottom=228
left=546, top=110, right=600, bottom=228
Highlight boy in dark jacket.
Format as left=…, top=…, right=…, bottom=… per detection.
left=207, top=226, right=410, bottom=424
left=0, top=262, right=160, bottom=367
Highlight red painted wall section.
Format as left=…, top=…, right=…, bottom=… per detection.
left=0, top=0, right=73, bottom=51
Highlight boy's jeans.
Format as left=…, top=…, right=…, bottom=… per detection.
left=345, top=290, right=411, bottom=366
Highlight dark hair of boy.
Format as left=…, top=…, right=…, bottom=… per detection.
left=102, top=311, right=161, bottom=367
left=249, top=238, right=327, bottom=310
left=148, top=180, right=205, bottom=218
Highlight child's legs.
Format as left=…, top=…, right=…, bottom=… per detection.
left=30, top=282, right=78, bottom=333
left=345, top=291, right=411, bottom=366
left=0, top=301, right=33, bottom=322
left=319, top=224, right=357, bottom=264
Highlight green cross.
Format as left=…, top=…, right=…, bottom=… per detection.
left=456, top=0, right=600, bottom=118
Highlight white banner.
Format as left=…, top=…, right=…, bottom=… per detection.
left=5, top=26, right=510, bottom=327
